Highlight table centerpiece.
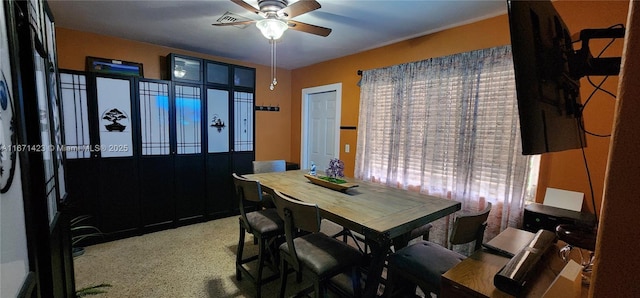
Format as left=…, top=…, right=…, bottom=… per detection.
left=304, top=158, right=358, bottom=192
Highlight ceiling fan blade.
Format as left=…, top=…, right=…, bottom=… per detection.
left=212, top=20, right=257, bottom=26
left=287, top=20, right=331, bottom=37
left=279, top=0, right=321, bottom=19
left=231, top=0, right=260, bottom=15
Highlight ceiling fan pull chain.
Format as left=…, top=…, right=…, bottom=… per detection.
left=270, top=38, right=277, bottom=90
left=273, top=38, right=278, bottom=87
left=270, top=38, right=274, bottom=90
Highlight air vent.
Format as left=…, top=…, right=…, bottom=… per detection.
left=217, top=12, right=252, bottom=29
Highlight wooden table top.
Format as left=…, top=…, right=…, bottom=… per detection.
left=442, top=239, right=586, bottom=297
left=244, top=170, right=461, bottom=240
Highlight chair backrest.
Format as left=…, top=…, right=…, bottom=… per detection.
left=232, top=173, right=263, bottom=203
left=272, top=189, right=321, bottom=233
left=272, top=189, right=321, bottom=270
left=253, top=160, right=286, bottom=174
left=449, top=202, right=492, bottom=250
left=232, top=173, right=265, bottom=233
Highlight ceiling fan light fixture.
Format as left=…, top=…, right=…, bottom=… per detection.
left=256, top=18, right=288, bottom=40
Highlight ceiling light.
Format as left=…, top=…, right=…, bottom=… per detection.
left=256, top=18, right=288, bottom=40
left=255, top=18, right=287, bottom=90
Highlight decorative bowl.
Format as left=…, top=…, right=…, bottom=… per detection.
left=304, top=174, right=358, bottom=192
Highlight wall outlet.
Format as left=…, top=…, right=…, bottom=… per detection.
left=345, top=144, right=350, bottom=153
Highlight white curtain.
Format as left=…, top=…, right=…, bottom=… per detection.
left=355, top=45, right=539, bottom=254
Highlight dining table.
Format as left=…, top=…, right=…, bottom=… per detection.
left=244, top=170, right=461, bottom=297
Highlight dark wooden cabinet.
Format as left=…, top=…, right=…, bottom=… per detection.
left=7, top=0, right=75, bottom=295
left=59, top=54, right=255, bottom=240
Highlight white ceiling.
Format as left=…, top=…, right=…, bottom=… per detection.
left=48, top=0, right=508, bottom=70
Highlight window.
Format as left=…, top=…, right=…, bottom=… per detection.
left=356, top=46, right=539, bottom=234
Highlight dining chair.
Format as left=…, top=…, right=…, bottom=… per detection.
left=271, top=189, right=364, bottom=298
left=252, top=159, right=287, bottom=207
left=384, top=202, right=492, bottom=297
left=253, top=159, right=287, bottom=173
left=232, top=173, right=285, bottom=298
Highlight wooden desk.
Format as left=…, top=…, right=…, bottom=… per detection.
left=442, top=236, right=585, bottom=297
left=244, top=170, right=461, bottom=298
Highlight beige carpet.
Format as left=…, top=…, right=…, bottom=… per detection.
left=73, top=215, right=362, bottom=297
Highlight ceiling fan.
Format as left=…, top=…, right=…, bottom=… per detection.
left=212, top=0, right=332, bottom=38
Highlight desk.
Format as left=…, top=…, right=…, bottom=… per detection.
left=442, top=232, right=586, bottom=297
left=244, top=170, right=461, bottom=297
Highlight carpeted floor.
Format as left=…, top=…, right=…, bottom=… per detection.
left=73, top=215, right=361, bottom=297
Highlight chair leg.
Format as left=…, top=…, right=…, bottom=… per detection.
left=236, top=222, right=246, bottom=281
left=279, top=257, right=289, bottom=298
left=256, top=236, right=266, bottom=298
left=383, top=272, right=394, bottom=298
left=314, top=280, right=325, bottom=298
left=266, top=236, right=282, bottom=271
left=384, top=267, right=413, bottom=298
left=351, top=266, right=362, bottom=297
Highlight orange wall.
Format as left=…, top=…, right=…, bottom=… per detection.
left=55, top=28, right=292, bottom=161
left=290, top=2, right=628, bottom=220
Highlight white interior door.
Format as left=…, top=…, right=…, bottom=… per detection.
left=301, top=83, right=342, bottom=171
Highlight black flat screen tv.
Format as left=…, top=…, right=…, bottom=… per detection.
left=507, top=0, right=586, bottom=155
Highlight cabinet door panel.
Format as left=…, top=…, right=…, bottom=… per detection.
left=59, top=72, right=98, bottom=223
left=138, top=80, right=173, bottom=228
left=175, top=85, right=202, bottom=154
left=206, top=62, right=228, bottom=85
left=96, top=77, right=133, bottom=157
left=233, top=67, right=255, bottom=88
left=174, top=84, right=205, bottom=222
left=206, top=154, right=232, bottom=217
left=34, top=51, right=58, bottom=224
left=232, top=151, right=255, bottom=176
left=139, top=81, right=170, bottom=155
left=207, top=88, right=229, bottom=153
left=233, top=91, right=254, bottom=152
left=140, top=157, right=174, bottom=228
left=60, top=73, right=91, bottom=159
left=175, top=155, right=205, bottom=221
left=95, top=76, right=138, bottom=235
left=97, top=158, right=139, bottom=234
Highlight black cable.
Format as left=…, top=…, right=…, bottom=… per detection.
left=587, top=76, right=616, bottom=99
left=574, top=23, right=624, bottom=225
left=578, top=133, right=598, bottom=223
left=579, top=75, right=611, bottom=137
left=579, top=23, right=622, bottom=137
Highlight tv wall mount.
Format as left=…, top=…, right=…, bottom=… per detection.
left=570, top=27, right=625, bottom=79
